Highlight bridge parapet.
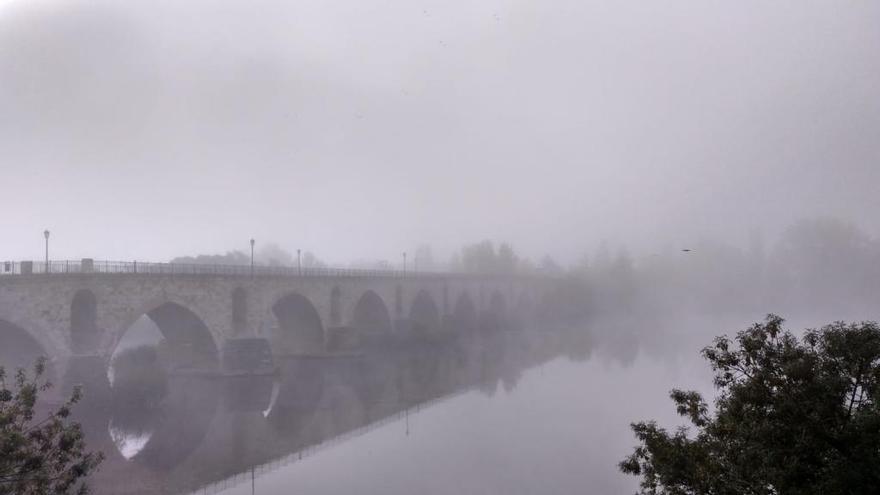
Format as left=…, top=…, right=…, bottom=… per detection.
left=1, top=259, right=532, bottom=280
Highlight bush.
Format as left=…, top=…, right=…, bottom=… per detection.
left=621, top=315, right=880, bottom=494
left=0, top=357, right=103, bottom=494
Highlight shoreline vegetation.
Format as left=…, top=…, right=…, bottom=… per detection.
left=621, top=315, right=880, bottom=494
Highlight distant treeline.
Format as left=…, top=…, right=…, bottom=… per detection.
left=581, top=217, right=880, bottom=321
left=443, top=218, right=880, bottom=325
left=168, top=217, right=879, bottom=322
left=167, top=240, right=564, bottom=274
left=170, top=243, right=326, bottom=268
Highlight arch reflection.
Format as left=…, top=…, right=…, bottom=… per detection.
left=80, top=324, right=592, bottom=494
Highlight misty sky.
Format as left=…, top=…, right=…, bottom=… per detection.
left=1, top=0, right=878, bottom=265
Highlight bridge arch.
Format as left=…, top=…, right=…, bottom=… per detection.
left=270, top=293, right=324, bottom=355
left=490, top=290, right=507, bottom=313
left=394, top=284, right=403, bottom=316
left=71, top=289, right=99, bottom=354
left=113, top=300, right=220, bottom=371
left=483, top=290, right=508, bottom=331
left=410, top=289, right=440, bottom=334
left=0, top=318, right=56, bottom=379
left=513, top=291, right=535, bottom=329
left=351, top=290, right=392, bottom=336
left=536, top=290, right=554, bottom=322
left=231, top=287, right=247, bottom=335
left=453, top=291, right=478, bottom=332
left=329, top=286, right=342, bottom=327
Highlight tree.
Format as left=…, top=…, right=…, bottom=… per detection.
left=449, top=253, right=463, bottom=273
left=460, top=240, right=497, bottom=274
left=769, top=218, right=877, bottom=311
left=300, top=251, right=326, bottom=269
left=170, top=250, right=249, bottom=265
left=0, top=358, right=103, bottom=494
left=620, top=315, right=880, bottom=494
left=538, top=255, right=563, bottom=275
left=457, top=240, right=522, bottom=274
left=497, top=243, right=519, bottom=273
left=257, top=243, right=295, bottom=266
left=413, top=244, right=435, bottom=272
left=169, top=242, right=298, bottom=267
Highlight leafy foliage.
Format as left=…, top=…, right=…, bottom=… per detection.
left=620, top=315, right=880, bottom=494
left=454, top=240, right=521, bottom=274
left=0, top=358, right=103, bottom=494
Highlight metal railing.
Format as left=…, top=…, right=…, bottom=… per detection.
left=0, top=259, right=532, bottom=280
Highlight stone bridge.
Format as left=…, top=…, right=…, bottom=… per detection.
left=0, top=260, right=550, bottom=380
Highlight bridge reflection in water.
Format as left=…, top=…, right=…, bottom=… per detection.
left=68, top=325, right=587, bottom=495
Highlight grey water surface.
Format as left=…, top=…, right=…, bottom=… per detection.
left=79, top=316, right=732, bottom=495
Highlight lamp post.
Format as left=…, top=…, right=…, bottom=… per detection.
left=402, top=251, right=407, bottom=278
left=250, top=238, right=255, bottom=278
left=43, top=230, right=50, bottom=274
left=297, top=249, right=302, bottom=276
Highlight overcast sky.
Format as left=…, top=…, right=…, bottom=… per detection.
left=1, top=0, right=878, bottom=265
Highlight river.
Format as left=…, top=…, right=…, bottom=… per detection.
left=71, top=315, right=753, bottom=495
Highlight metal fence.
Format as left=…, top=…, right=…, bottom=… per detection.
left=0, top=259, right=531, bottom=280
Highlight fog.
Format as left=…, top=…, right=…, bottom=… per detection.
left=1, top=0, right=878, bottom=264
left=2, top=1, right=880, bottom=494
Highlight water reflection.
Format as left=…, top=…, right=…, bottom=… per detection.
left=69, top=325, right=611, bottom=494
left=108, top=421, right=152, bottom=460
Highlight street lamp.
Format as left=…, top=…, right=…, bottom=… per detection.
left=297, top=249, right=302, bottom=276
left=402, top=251, right=407, bottom=278
left=43, top=230, right=50, bottom=274
left=250, top=238, right=255, bottom=278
